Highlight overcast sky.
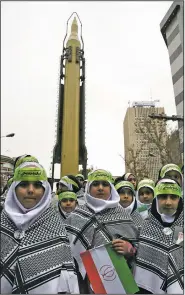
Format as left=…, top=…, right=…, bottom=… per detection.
left=2, top=1, right=177, bottom=177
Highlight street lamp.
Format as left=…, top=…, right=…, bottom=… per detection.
left=1, top=133, right=15, bottom=138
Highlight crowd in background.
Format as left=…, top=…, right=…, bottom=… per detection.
left=0, top=154, right=184, bottom=294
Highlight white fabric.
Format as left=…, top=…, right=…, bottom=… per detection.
left=59, top=205, right=72, bottom=218
left=134, top=265, right=165, bottom=294
left=124, top=197, right=135, bottom=215
left=59, top=179, right=73, bottom=191
left=85, top=182, right=120, bottom=213
left=90, top=245, right=127, bottom=294
left=18, top=162, right=42, bottom=169
left=4, top=180, right=52, bottom=231
left=124, top=173, right=132, bottom=180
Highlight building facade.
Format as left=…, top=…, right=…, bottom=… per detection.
left=0, top=155, right=14, bottom=192
left=160, top=1, right=184, bottom=155
left=123, top=103, right=166, bottom=182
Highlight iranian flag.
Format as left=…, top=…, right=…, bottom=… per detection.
left=80, top=243, right=139, bottom=294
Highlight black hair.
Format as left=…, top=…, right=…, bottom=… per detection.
left=13, top=154, right=32, bottom=169
left=114, top=176, right=124, bottom=186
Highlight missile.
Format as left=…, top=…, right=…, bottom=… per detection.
left=52, top=13, right=87, bottom=184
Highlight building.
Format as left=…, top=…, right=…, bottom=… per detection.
left=0, top=155, right=14, bottom=192
left=160, top=1, right=184, bottom=155
left=123, top=101, right=166, bottom=181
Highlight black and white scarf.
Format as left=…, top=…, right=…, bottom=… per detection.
left=134, top=198, right=184, bottom=294
left=66, top=204, right=139, bottom=278
left=1, top=207, right=79, bottom=294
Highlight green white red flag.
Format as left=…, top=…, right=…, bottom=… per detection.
left=80, top=243, right=139, bottom=294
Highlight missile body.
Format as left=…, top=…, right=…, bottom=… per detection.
left=61, top=18, right=81, bottom=176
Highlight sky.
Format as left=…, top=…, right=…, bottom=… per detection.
left=1, top=1, right=177, bottom=177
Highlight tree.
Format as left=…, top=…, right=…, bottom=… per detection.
left=125, top=115, right=182, bottom=182
left=135, top=116, right=182, bottom=166
left=78, top=165, right=94, bottom=178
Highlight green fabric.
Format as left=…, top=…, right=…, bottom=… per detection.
left=160, top=163, right=182, bottom=178
left=61, top=176, right=79, bottom=188
left=106, top=244, right=139, bottom=294
left=88, top=169, right=114, bottom=183
left=137, top=179, right=155, bottom=193
left=14, top=167, right=47, bottom=182
left=15, top=156, right=39, bottom=169
left=115, top=181, right=135, bottom=194
left=58, top=191, right=77, bottom=201
left=7, top=177, right=14, bottom=187
left=155, top=182, right=182, bottom=198
left=76, top=174, right=85, bottom=180
left=137, top=204, right=148, bottom=212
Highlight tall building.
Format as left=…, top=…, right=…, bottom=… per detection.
left=123, top=101, right=166, bottom=181
left=160, top=1, right=184, bottom=155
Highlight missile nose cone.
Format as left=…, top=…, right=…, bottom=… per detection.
left=72, top=17, right=78, bottom=33
left=68, top=16, right=80, bottom=42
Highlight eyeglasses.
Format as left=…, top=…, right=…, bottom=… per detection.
left=19, top=181, right=43, bottom=189
left=91, top=181, right=110, bottom=187
left=60, top=198, right=76, bottom=203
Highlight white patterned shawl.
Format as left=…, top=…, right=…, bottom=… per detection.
left=134, top=198, right=184, bottom=294
left=66, top=204, right=139, bottom=278
left=1, top=206, right=79, bottom=294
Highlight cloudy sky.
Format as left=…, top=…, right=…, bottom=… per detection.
left=2, top=1, right=176, bottom=177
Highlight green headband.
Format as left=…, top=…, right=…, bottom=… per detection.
left=58, top=191, right=77, bottom=201
left=155, top=182, right=182, bottom=198
left=7, top=177, right=14, bottom=187
left=15, top=156, right=39, bottom=170
left=61, top=176, right=79, bottom=188
left=88, top=169, right=114, bottom=183
left=76, top=174, right=85, bottom=180
left=14, top=167, right=47, bottom=182
left=160, top=164, right=182, bottom=178
left=115, top=181, right=135, bottom=193
left=137, top=179, right=155, bottom=192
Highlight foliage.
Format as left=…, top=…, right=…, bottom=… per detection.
left=125, top=116, right=182, bottom=181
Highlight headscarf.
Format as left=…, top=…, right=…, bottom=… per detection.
left=59, top=175, right=80, bottom=192
left=159, top=163, right=182, bottom=181
left=4, top=162, right=51, bottom=230
left=76, top=174, right=85, bottom=180
left=155, top=178, right=182, bottom=223
left=137, top=179, right=155, bottom=208
left=85, top=169, right=120, bottom=213
left=123, top=172, right=133, bottom=181
left=115, top=181, right=135, bottom=214
left=14, top=154, right=39, bottom=170
left=58, top=191, right=77, bottom=201
left=58, top=191, right=77, bottom=218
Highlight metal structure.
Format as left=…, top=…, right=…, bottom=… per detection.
left=1, top=133, right=15, bottom=138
